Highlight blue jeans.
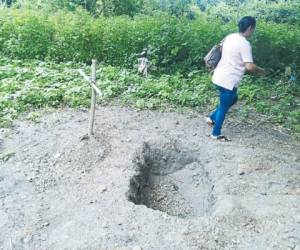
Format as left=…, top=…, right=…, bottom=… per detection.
left=209, top=86, right=238, bottom=136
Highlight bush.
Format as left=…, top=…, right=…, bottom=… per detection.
left=0, top=9, right=54, bottom=59
left=251, top=21, right=300, bottom=71
left=48, top=9, right=93, bottom=62
left=206, top=1, right=300, bottom=25
left=0, top=8, right=299, bottom=72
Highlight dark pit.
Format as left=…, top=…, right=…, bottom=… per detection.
left=127, top=142, right=215, bottom=218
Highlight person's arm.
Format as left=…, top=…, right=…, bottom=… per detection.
left=241, top=41, right=266, bottom=76
left=244, top=62, right=266, bottom=76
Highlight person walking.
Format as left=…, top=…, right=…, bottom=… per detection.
left=207, top=16, right=265, bottom=141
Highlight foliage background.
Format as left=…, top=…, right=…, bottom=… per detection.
left=0, top=1, right=299, bottom=72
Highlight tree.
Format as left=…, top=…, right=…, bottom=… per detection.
left=1, top=0, right=14, bottom=7
left=96, top=0, right=142, bottom=16
left=142, top=0, right=192, bottom=16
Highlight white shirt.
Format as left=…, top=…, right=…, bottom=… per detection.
left=212, top=33, right=253, bottom=90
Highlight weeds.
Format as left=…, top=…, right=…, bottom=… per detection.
left=0, top=56, right=299, bottom=136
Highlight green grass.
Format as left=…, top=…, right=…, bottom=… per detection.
left=0, top=56, right=299, bottom=136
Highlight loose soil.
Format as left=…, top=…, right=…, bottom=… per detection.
left=0, top=106, right=299, bottom=250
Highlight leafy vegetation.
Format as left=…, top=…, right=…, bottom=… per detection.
left=4, top=0, right=299, bottom=23
left=0, top=0, right=299, bottom=136
left=0, top=57, right=299, bottom=135
left=0, top=8, right=299, bottom=72
left=206, top=0, right=300, bottom=25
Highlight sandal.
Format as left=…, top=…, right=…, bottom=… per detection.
left=210, top=135, right=231, bottom=142
left=206, top=117, right=215, bottom=127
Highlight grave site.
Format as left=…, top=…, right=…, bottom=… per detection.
left=1, top=105, right=299, bottom=249
left=0, top=0, right=300, bottom=249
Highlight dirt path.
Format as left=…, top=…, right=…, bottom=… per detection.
left=0, top=106, right=299, bottom=250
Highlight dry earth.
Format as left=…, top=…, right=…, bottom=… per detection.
left=0, top=106, right=299, bottom=250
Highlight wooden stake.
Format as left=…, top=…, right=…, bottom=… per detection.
left=89, top=59, right=97, bottom=137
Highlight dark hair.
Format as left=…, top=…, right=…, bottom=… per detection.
left=238, top=16, right=256, bottom=33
